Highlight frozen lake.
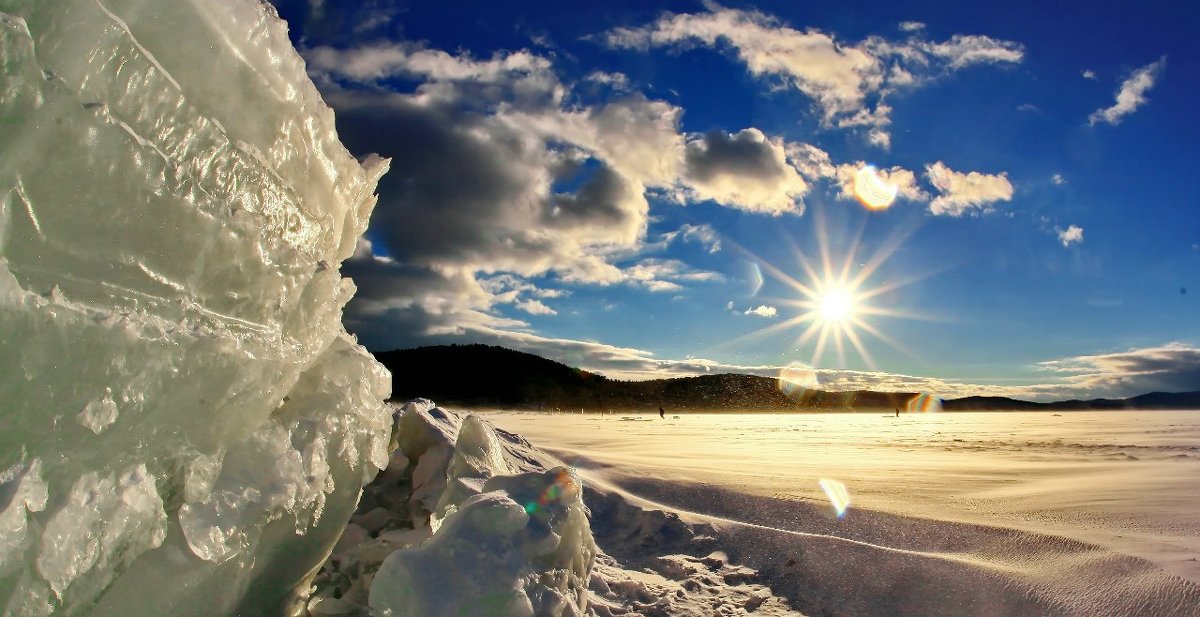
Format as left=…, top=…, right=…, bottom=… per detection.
left=483, top=410, right=1200, bottom=586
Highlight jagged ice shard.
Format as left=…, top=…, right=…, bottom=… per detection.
left=0, top=1, right=393, bottom=615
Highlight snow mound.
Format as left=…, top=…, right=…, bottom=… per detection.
left=311, top=402, right=597, bottom=617
left=0, top=1, right=390, bottom=614
left=588, top=552, right=800, bottom=617
left=312, top=402, right=808, bottom=617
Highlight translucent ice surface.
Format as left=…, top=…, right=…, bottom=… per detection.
left=0, top=1, right=391, bottom=614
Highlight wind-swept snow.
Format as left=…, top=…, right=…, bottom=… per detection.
left=312, top=402, right=806, bottom=617
left=316, top=406, right=1200, bottom=616
left=487, top=411, right=1200, bottom=616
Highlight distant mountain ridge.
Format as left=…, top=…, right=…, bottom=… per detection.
left=375, top=345, right=1200, bottom=412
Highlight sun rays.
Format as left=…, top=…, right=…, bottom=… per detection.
left=722, top=202, right=938, bottom=371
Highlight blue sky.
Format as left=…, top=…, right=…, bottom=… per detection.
left=271, top=0, right=1200, bottom=399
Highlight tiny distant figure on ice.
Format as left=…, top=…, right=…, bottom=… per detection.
left=895, top=408, right=900, bottom=418
left=659, top=406, right=665, bottom=419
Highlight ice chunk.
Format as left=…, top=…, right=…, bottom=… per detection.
left=368, top=412, right=596, bottom=617
left=431, top=414, right=514, bottom=529
left=369, top=468, right=596, bottom=617
left=0, top=0, right=391, bottom=614
left=76, top=389, right=119, bottom=435
left=36, top=466, right=167, bottom=603
left=0, top=459, right=48, bottom=578
left=392, top=401, right=462, bottom=527
left=311, top=407, right=596, bottom=616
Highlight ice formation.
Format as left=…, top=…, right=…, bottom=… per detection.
left=309, top=402, right=598, bottom=617
left=0, top=1, right=391, bottom=614
left=313, top=403, right=816, bottom=617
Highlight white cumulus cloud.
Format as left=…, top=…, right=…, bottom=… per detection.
left=744, top=305, right=778, bottom=317
left=1058, top=225, right=1084, bottom=247
left=515, top=299, right=558, bottom=315
left=925, top=161, right=1013, bottom=216
left=834, top=162, right=928, bottom=202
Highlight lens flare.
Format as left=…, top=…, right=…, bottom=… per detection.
left=744, top=260, right=764, bottom=297
left=778, top=363, right=819, bottom=398
left=717, top=205, right=940, bottom=372
left=906, top=392, right=942, bottom=413
left=818, top=478, right=851, bottom=518
left=853, top=165, right=899, bottom=210
left=523, top=467, right=580, bottom=515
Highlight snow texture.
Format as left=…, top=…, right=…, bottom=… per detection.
left=489, top=411, right=1200, bottom=616
left=310, top=403, right=802, bottom=617
left=309, top=402, right=597, bottom=616
left=0, top=1, right=391, bottom=614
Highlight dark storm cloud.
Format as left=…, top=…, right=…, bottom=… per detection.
left=301, top=40, right=746, bottom=350
left=545, top=166, right=640, bottom=231
left=680, top=128, right=808, bottom=214
left=686, top=129, right=790, bottom=183
left=324, top=79, right=655, bottom=284
left=330, top=91, right=554, bottom=270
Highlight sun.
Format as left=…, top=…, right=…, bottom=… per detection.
left=719, top=206, right=936, bottom=370
left=773, top=259, right=909, bottom=369
left=817, top=286, right=857, bottom=323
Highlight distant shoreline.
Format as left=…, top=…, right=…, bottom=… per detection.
left=427, top=403, right=1200, bottom=414
left=377, top=345, right=1200, bottom=414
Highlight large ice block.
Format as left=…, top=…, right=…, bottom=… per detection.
left=0, top=1, right=392, bottom=614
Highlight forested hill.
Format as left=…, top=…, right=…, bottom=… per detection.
left=374, top=345, right=1200, bottom=412
left=374, top=345, right=912, bottom=410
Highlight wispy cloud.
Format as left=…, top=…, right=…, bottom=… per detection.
left=599, top=4, right=1022, bottom=147
left=621, top=258, right=724, bottom=293
left=1088, top=57, right=1166, bottom=126
left=306, top=42, right=553, bottom=84
left=925, top=161, right=1014, bottom=216
left=1082, top=69, right=1097, bottom=80
left=515, top=299, right=557, bottom=315
left=1051, top=173, right=1066, bottom=185
left=658, top=223, right=722, bottom=254
left=584, top=70, right=631, bottom=90
left=924, top=34, right=1024, bottom=69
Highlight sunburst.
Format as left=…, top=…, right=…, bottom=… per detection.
left=722, top=207, right=938, bottom=370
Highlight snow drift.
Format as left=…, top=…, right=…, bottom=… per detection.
left=0, top=1, right=391, bottom=614
left=310, top=400, right=597, bottom=617
left=312, top=402, right=805, bottom=617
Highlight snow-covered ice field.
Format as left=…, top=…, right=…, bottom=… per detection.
left=483, top=410, right=1200, bottom=615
